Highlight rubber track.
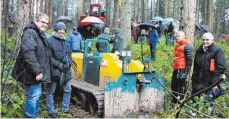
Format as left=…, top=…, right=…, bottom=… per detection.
left=71, top=79, right=104, bottom=116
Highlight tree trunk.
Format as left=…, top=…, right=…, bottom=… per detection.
left=77, top=0, right=84, bottom=24
left=57, top=0, right=63, bottom=17
left=106, top=0, right=111, bottom=26
left=39, top=0, right=44, bottom=13
left=205, top=0, right=213, bottom=30
left=2, top=0, right=10, bottom=28
left=83, top=0, right=90, bottom=15
left=17, top=0, right=30, bottom=38
left=45, top=0, right=49, bottom=14
left=29, top=0, right=34, bottom=22
left=113, top=0, right=120, bottom=28
left=150, top=0, right=153, bottom=19
left=135, top=0, right=141, bottom=22
left=33, top=0, right=37, bottom=18
left=133, top=0, right=137, bottom=22
left=141, top=0, right=145, bottom=22
left=37, top=0, right=39, bottom=14
left=196, top=0, right=199, bottom=23
left=165, top=0, right=171, bottom=18
left=120, top=0, right=132, bottom=49
left=155, top=0, right=159, bottom=16
left=179, top=0, right=196, bottom=44
left=159, top=0, right=165, bottom=18
left=64, top=0, right=70, bottom=16
left=48, top=0, right=53, bottom=29
left=144, top=0, right=148, bottom=20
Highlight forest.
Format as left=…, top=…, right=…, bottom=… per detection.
left=1, top=0, right=229, bottom=118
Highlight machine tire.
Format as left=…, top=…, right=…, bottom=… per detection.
left=79, top=92, right=87, bottom=110
left=71, top=62, right=78, bottom=80
left=88, top=95, right=98, bottom=115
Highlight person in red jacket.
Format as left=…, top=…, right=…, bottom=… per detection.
left=171, top=31, right=193, bottom=103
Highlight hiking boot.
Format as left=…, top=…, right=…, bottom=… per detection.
left=48, top=113, right=58, bottom=118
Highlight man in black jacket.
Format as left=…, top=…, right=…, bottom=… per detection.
left=12, top=13, right=51, bottom=118
left=191, top=32, right=227, bottom=100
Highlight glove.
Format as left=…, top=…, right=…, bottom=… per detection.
left=180, top=73, right=188, bottom=79
left=58, top=63, right=69, bottom=72
left=58, top=63, right=65, bottom=71
left=63, top=63, right=70, bottom=71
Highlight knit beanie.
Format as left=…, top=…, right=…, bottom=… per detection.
left=54, top=22, right=66, bottom=31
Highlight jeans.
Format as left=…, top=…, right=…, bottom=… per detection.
left=24, top=84, right=42, bottom=118
left=46, top=80, right=72, bottom=114
left=149, top=42, right=157, bottom=60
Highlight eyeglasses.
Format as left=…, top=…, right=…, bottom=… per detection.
left=40, top=21, right=49, bottom=25
left=202, top=39, right=209, bottom=41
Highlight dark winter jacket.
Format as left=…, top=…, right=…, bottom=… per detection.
left=96, top=33, right=113, bottom=52
left=191, top=44, right=226, bottom=90
left=12, top=22, right=52, bottom=85
left=48, top=33, right=72, bottom=81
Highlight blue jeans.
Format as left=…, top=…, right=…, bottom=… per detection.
left=46, top=80, right=72, bottom=114
left=25, top=84, right=42, bottom=118
left=149, top=42, right=157, bottom=60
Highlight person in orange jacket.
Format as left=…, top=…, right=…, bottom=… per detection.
left=171, top=31, right=193, bottom=103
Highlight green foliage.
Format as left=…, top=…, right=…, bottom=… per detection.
left=1, top=78, right=26, bottom=118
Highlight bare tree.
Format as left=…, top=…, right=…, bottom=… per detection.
left=113, top=0, right=120, bottom=28
left=106, top=0, right=111, bottom=26
left=77, top=0, right=84, bottom=24
left=179, top=0, right=196, bottom=43
left=49, top=0, right=53, bottom=29
left=165, top=0, right=171, bottom=18
left=2, top=0, right=10, bottom=28
left=135, top=0, right=141, bottom=22
left=159, top=0, right=165, bottom=17
left=17, top=0, right=30, bottom=37
left=120, top=0, right=132, bottom=49
left=205, top=0, right=213, bottom=30
left=57, top=0, right=64, bottom=17
left=141, top=0, right=145, bottom=22
left=64, top=0, right=70, bottom=16
left=39, top=0, right=44, bottom=13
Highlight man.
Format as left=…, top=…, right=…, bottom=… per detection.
left=96, top=27, right=113, bottom=52
left=67, top=27, right=83, bottom=52
left=111, top=28, right=124, bottom=56
left=171, top=31, right=193, bottom=103
left=12, top=13, right=51, bottom=118
left=148, top=27, right=159, bottom=61
left=46, top=22, right=73, bottom=118
left=191, top=32, right=226, bottom=100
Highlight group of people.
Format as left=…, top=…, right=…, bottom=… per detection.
left=11, top=12, right=227, bottom=118
left=171, top=31, right=227, bottom=104
left=12, top=12, right=125, bottom=118
left=96, top=27, right=124, bottom=55
left=12, top=13, right=72, bottom=118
